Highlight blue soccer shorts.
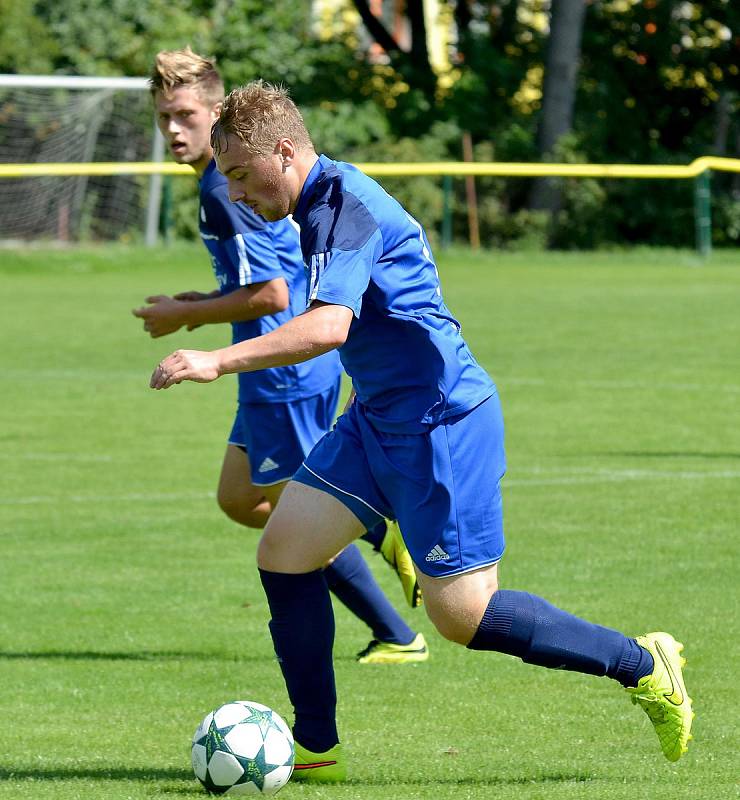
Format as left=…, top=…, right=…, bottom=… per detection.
left=228, top=378, right=341, bottom=487
left=294, top=392, right=507, bottom=577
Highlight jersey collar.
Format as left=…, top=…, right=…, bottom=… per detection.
left=293, top=154, right=331, bottom=225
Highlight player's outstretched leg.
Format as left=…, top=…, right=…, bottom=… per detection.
left=323, top=544, right=428, bottom=664
left=453, top=585, right=693, bottom=762
left=626, top=632, right=694, bottom=761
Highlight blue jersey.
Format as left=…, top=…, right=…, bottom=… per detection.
left=198, top=159, right=341, bottom=403
left=292, top=155, right=495, bottom=433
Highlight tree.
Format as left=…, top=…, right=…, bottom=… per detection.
left=529, top=0, right=587, bottom=217
left=32, top=0, right=210, bottom=76
left=351, top=0, right=438, bottom=130
left=5, top=0, right=737, bottom=247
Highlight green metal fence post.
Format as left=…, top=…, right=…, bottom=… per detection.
left=441, top=174, right=452, bottom=249
left=694, top=170, right=712, bottom=258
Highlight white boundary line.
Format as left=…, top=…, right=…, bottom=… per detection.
left=0, top=491, right=215, bottom=506
left=505, top=469, right=740, bottom=487
left=1, top=467, right=738, bottom=506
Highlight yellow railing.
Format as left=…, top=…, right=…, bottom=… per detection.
left=1, top=156, right=737, bottom=254
left=0, top=155, right=738, bottom=178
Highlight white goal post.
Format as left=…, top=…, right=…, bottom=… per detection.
left=0, top=74, right=165, bottom=245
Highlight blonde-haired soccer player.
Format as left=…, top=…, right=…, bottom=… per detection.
left=135, top=50, right=427, bottom=666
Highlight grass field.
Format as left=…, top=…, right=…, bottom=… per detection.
left=1, top=245, right=738, bottom=800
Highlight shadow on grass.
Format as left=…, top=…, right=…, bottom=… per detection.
left=0, top=766, right=194, bottom=782
left=0, top=764, right=596, bottom=788
left=348, top=772, right=596, bottom=787
left=0, top=650, right=273, bottom=663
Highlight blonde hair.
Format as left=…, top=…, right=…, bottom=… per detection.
left=211, top=80, right=314, bottom=158
left=149, top=47, right=224, bottom=106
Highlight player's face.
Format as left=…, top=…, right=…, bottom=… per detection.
left=215, top=134, right=295, bottom=222
left=154, top=86, right=220, bottom=175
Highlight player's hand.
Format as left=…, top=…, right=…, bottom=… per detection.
left=132, top=295, right=189, bottom=338
left=150, top=349, right=222, bottom=389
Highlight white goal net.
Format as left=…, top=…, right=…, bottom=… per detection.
left=0, top=75, right=161, bottom=243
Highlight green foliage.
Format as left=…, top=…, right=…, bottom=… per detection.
left=167, top=174, right=200, bottom=242
left=445, top=1, right=543, bottom=141
left=447, top=134, right=552, bottom=250
left=35, top=0, right=210, bottom=76
left=0, top=0, right=59, bottom=73
left=351, top=121, right=460, bottom=248
left=302, top=100, right=390, bottom=157
left=6, top=0, right=739, bottom=249
left=209, top=1, right=375, bottom=106
left=578, top=0, right=737, bottom=164
left=209, top=2, right=317, bottom=90
left=541, top=134, right=610, bottom=250
left=714, top=189, right=740, bottom=246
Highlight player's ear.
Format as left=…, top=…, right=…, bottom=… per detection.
left=276, top=138, right=295, bottom=167
left=211, top=101, right=223, bottom=121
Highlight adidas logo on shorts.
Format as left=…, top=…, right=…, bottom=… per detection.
left=425, top=544, right=450, bottom=562
left=257, top=457, right=280, bottom=473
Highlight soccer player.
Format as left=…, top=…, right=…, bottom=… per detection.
left=135, top=49, right=427, bottom=665
left=149, top=80, right=694, bottom=780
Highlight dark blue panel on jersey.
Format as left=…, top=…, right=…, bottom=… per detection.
left=198, top=159, right=341, bottom=403
left=293, top=155, right=494, bottom=432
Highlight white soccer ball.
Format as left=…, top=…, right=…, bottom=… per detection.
left=191, top=700, right=294, bottom=795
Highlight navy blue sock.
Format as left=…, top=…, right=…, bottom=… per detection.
left=467, top=590, right=654, bottom=687
left=360, top=520, right=386, bottom=551
left=258, top=569, right=338, bottom=752
left=325, top=544, right=415, bottom=645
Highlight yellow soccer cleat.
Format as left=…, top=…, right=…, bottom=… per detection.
left=291, top=741, right=346, bottom=783
left=356, top=632, right=429, bottom=664
left=626, top=632, right=694, bottom=762
left=379, top=520, right=422, bottom=608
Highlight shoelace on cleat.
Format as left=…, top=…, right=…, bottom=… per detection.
left=636, top=695, right=668, bottom=724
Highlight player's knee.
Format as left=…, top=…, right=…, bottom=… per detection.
left=257, top=522, right=324, bottom=573
left=429, top=612, right=478, bottom=645
left=423, top=590, right=492, bottom=645
left=216, top=488, right=241, bottom=520
left=256, top=527, right=289, bottom=571
left=217, top=489, right=265, bottom=529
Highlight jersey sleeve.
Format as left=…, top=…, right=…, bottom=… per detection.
left=201, top=188, right=284, bottom=286
left=305, top=230, right=383, bottom=317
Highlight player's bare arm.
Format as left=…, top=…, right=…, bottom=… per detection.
left=173, top=289, right=220, bottom=302
left=133, top=278, right=289, bottom=338
left=150, top=301, right=352, bottom=389
left=171, top=289, right=221, bottom=329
